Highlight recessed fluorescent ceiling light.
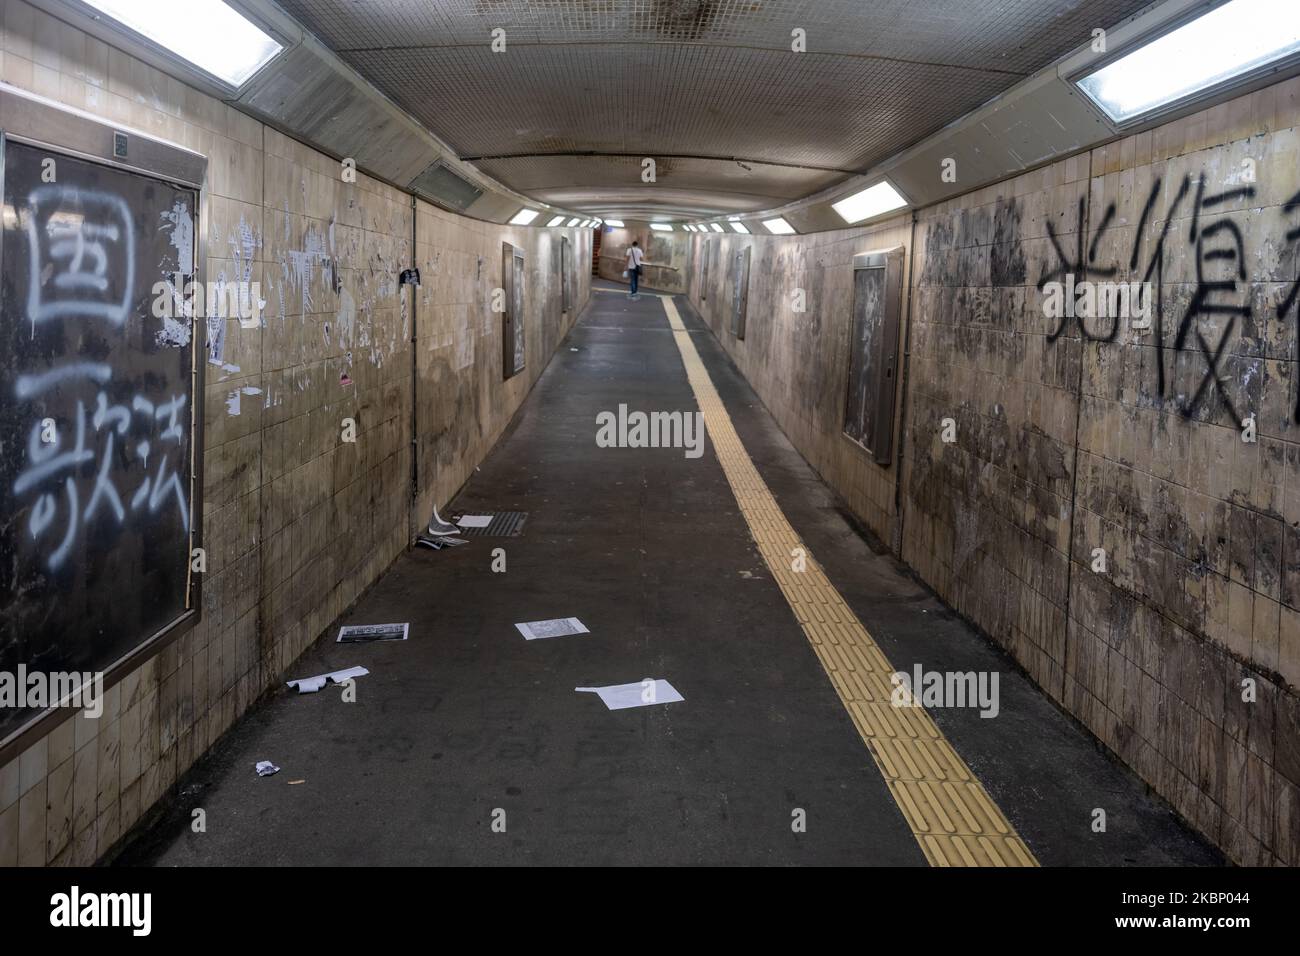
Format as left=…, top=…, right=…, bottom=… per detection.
left=710, top=223, right=724, bottom=233
left=546, top=215, right=566, bottom=227
left=509, top=209, right=540, bottom=225
left=731, top=223, right=750, bottom=234
left=82, top=0, right=283, bottom=87
left=763, top=218, right=795, bottom=234
left=832, top=181, right=908, bottom=224
left=650, top=223, right=673, bottom=231
left=605, top=219, right=625, bottom=228
left=1077, top=0, right=1300, bottom=124
left=566, top=218, right=581, bottom=226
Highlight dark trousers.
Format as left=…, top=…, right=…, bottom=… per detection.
left=629, top=266, right=640, bottom=295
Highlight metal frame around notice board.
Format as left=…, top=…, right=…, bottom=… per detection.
left=0, top=83, right=209, bottom=764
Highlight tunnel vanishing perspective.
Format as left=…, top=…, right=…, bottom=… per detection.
left=0, top=0, right=1295, bottom=924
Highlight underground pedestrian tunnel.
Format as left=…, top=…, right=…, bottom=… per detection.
left=0, top=0, right=1297, bottom=883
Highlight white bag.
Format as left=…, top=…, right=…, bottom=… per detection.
left=622, top=269, right=629, bottom=278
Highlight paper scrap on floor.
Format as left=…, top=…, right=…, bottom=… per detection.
left=255, top=761, right=280, bottom=777
left=287, top=665, right=369, bottom=694
left=337, top=623, right=408, bottom=643
left=457, top=514, right=493, bottom=528
left=575, top=679, right=684, bottom=710
left=515, top=617, right=589, bottom=640
left=416, top=534, right=468, bottom=549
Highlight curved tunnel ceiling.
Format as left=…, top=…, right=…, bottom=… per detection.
left=275, top=0, right=1157, bottom=219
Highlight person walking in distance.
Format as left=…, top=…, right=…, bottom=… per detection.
left=626, top=240, right=644, bottom=299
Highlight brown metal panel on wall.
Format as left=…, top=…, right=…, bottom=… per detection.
left=843, top=247, right=904, bottom=465
left=701, top=238, right=711, bottom=299
left=501, top=241, right=526, bottom=379
left=560, top=235, right=572, bottom=313
left=730, top=245, right=751, bottom=339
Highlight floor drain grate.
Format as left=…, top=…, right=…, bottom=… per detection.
left=452, top=511, right=528, bottom=536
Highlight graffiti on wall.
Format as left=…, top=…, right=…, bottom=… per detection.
left=0, top=142, right=198, bottom=721
left=1037, top=173, right=1300, bottom=428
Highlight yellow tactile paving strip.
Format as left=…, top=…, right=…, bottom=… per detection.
left=662, top=298, right=1037, bottom=867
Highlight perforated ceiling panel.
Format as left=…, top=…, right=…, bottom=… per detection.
left=276, top=0, right=1156, bottom=216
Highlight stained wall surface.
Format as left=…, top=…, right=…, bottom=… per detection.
left=598, top=222, right=689, bottom=293
left=0, top=0, right=589, bottom=866
left=687, top=79, right=1300, bottom=866
left=687, top=218, right=912, bottom=544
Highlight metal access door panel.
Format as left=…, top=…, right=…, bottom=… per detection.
left=844, top=248, right=904, bottom=465
left=501, top=242, right=526, bottom=379
left=730, top=246, right=751, bottom=339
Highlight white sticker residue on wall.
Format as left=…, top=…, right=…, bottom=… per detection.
left=159, top=200, right=194, bottom=266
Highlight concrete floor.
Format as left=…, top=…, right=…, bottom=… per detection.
left=118, top=282, right=1222, bottom=866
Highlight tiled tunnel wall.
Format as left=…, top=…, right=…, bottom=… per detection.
left=598, top=222, right=689, bottom=294
left=688, top=80, right=1300, bottom=866
left=687, top=218, right=912, bottom=545
left=412, top=203, right=592, bottom=541
left=0, top=0, right=590, bottom=865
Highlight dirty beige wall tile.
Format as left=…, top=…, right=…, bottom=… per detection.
left=0, top=0, right=591, bottom=866
left=687, top=219, right=912, bottom=544
left=685, top=73, right=1300, bottom=865
left=412, top=202, right=590, bottom=530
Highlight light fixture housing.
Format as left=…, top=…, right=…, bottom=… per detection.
left=710, top=223, right=724, bottom=233
left=650, top=223, right=673, bottom=232
left=763, top=218, right=796, bottom=235
left=78, top=0, right=284, bottom=89
left=1075, top=0, right=1300, bottom=125
left=831, top=181, right=909, bottom=224
left=731, top=222, right=750, bottom=234
left=509, top=208, right=540, bottom=225
left=566, top=218, right=581, bottom=227
left=605, top=219, right=625, bottom=228
left=546, top=215, right=566, bottom=227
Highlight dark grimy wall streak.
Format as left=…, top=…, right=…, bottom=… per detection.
left=690, top=79, right=1300, bottom=866
left=902, top=93, right=1300, bottom=868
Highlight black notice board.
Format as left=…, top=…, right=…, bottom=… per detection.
left=0, top=139, right=201, bottom=740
